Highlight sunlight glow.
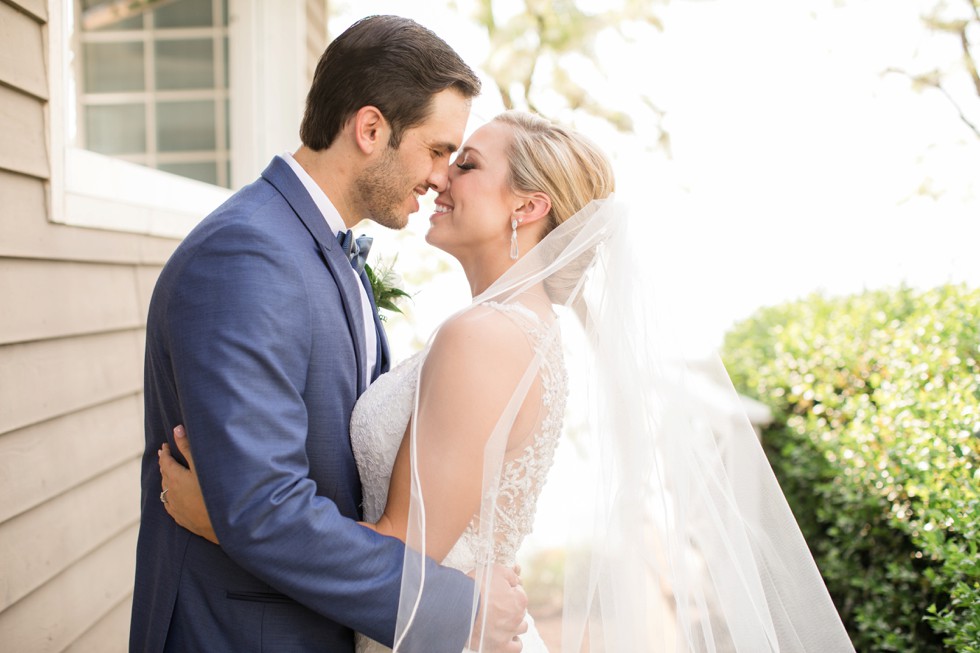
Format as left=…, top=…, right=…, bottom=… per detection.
left=334, top=0, right=979, bottom=358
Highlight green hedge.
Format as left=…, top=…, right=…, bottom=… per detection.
left=720, top=284, right=980, bottom=652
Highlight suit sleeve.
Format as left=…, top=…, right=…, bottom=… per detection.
left=165, top=221, right=474, bottom=651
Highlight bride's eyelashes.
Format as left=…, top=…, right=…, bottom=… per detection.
left=453, top=152, right=476, bottom=171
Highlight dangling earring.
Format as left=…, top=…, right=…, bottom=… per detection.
left=510, top=217, right=522, bottom=260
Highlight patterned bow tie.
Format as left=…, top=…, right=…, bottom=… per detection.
left=337, top=229, right=373, bottom=275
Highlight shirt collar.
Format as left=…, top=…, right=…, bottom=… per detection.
left=280, top=151, right=347, bottom=236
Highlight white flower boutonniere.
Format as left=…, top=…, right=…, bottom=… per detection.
left=364, top=257, right=412, bottom=320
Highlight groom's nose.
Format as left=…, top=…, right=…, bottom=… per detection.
left=426, top=158, right=451, bottom=193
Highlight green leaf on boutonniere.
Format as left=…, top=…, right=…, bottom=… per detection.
left=364, top=257, right=412, bottom=320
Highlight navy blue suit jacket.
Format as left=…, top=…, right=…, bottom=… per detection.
left=130, top=157, right=474, bottom=652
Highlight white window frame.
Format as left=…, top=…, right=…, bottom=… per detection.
left=47, top=0, right=309, bottom=239
left=76, top=4, right=232, bottom=188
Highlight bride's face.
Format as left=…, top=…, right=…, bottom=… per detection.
left=426, top=121, right=520, bottom=260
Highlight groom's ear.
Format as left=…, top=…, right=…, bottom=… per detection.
left=352, top=106, right=390, bottom=155
left=513, top=192, right=552, bottom=226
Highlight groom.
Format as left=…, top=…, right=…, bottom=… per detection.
left=131, top=16, right=525, bottom=653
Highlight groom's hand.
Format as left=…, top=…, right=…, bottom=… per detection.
left=469, top=564, right=529, bottom=652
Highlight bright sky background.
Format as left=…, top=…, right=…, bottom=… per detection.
left=332, top=0, right=980, bottom=358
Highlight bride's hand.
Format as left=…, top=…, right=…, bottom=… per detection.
left=469, top=564, right=529, bottom=652
left=159, top=425, right=220, bottom=545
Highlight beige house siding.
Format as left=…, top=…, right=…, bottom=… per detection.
left=0, top=0, right=330, bottom=650
left=0, top=0, right=178, bottom=650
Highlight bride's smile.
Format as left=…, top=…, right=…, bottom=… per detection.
left=425, top=120, right=555, bottom=298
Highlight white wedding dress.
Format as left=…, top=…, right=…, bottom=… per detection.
left=350, top=302, right=565, bottom=653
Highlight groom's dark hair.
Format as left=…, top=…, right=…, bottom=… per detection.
left=300, top=15, right=481, bottom=151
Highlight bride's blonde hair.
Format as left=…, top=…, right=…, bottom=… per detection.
left=493, top=110, right=615, bottom=236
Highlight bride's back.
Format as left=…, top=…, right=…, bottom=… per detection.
left=350, top=297, right=567, bottom=570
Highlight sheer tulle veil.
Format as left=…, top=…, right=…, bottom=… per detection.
left=393, top=196, right=855, bottom=652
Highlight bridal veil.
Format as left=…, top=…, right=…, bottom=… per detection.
left=393, top=196, right=855, bottom=652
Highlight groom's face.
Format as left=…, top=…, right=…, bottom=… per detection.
left=357, top=89, right=471, bottom=230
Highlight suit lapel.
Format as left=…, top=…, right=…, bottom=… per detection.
left=261, top=157, right=368, bottom=393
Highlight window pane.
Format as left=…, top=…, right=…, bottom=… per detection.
left=159, top=161, right=218, bottom=185
left=80, top=0, right=143, bottom=29
left=157, top=100, right=216, bottom=151
left=154, top=0, right=214, bottom=29
left=156, top=40, right=215, bottom=90
left=77, top=0, right=231, bottom=189
left=85, top=104, right=146, bottom=154
left=87, top=15, right=144, bottom=31
left=83, top=42, right=145, bottom=93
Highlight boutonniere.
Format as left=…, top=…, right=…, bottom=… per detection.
left=364, top=257, right=412, bottom=320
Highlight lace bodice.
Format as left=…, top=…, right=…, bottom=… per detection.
left=350, top=301, right=569, bottom=572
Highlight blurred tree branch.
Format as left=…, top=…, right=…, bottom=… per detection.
left=473, top=0, right=670, bottom=151
left=886, top=0, right=979, bottom=139
left=885, top=67, right=979, bottom=138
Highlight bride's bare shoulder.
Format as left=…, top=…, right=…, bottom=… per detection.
left=426, top=304, right=531, bottom=367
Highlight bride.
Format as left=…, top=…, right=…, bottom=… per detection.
left=159, top=110, right=856, bottom=652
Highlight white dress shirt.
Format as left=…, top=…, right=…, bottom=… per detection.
left=280, top=152, right=378, bottom=385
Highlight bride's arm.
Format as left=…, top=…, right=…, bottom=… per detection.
left=367, top=308, right=538, bottom=562
left=159, top=426, right=219, bottom=544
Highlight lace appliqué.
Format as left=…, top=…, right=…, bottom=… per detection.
left=350, top=350, right=423, bottom=523
left=443, top=302, right=568, bottom=571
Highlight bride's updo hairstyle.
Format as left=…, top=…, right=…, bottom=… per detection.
left=494, top=110, right=615, bottom=236
left=494, top=110, right=615, bottom=306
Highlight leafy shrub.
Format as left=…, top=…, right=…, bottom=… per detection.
left=721, top=284, right=980, bottom=652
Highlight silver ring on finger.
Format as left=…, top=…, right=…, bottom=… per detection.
left=160, top=488, right=169, bottom=504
